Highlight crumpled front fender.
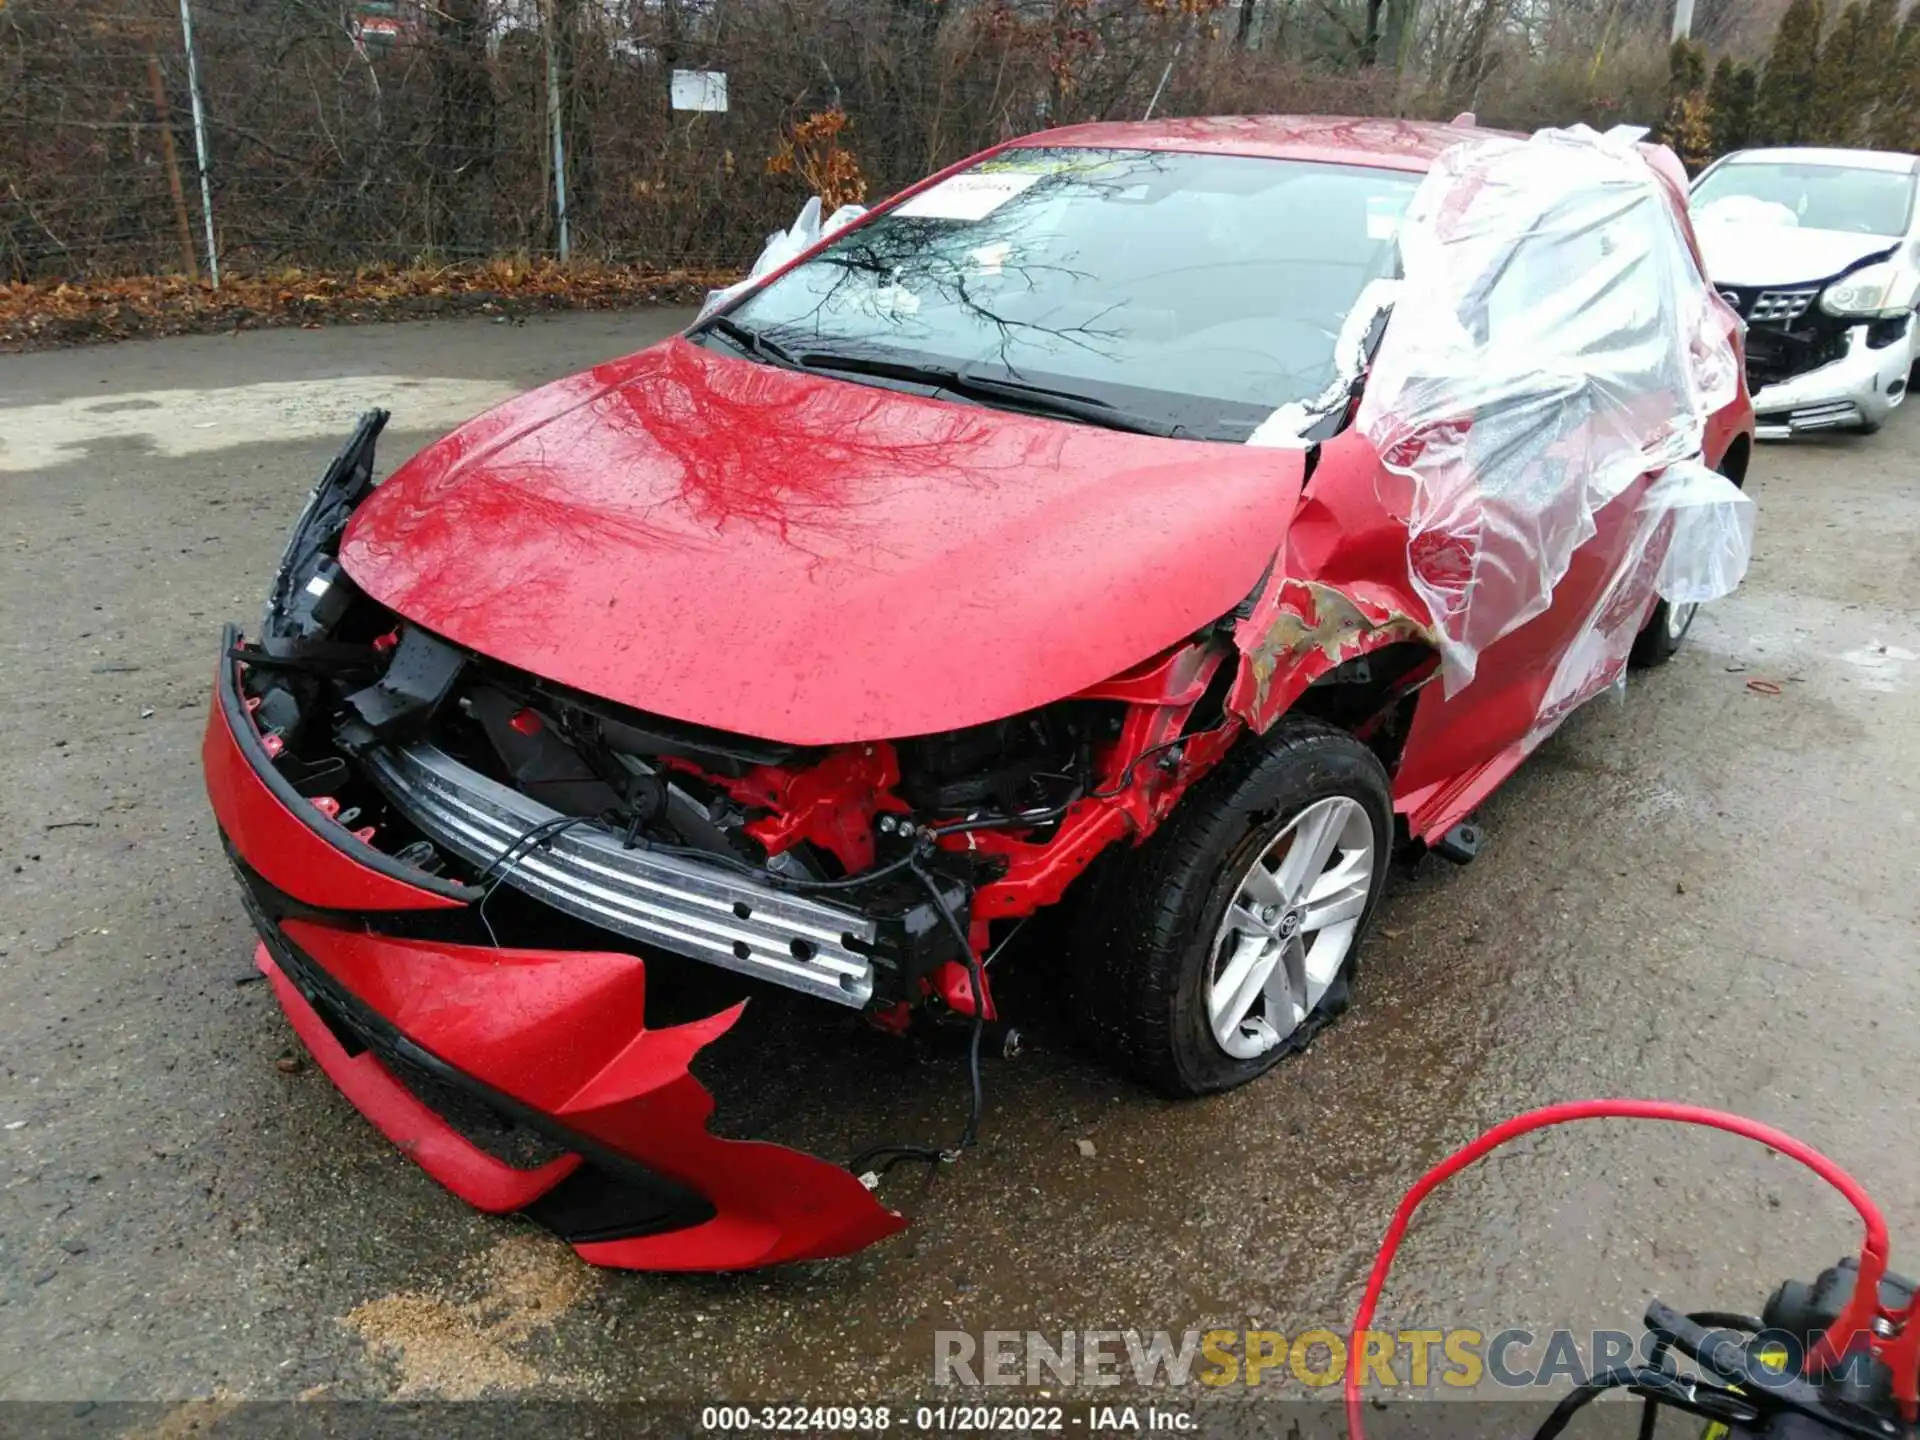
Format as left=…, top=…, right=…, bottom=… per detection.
left=1226, top=575, right=1438, bottom=733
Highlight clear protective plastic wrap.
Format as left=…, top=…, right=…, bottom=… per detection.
left=1526, top=456, right=1755, bottom=745
left=1354, top=125, right=1750, bottom=701
left=699, top=198, right=869, bottom=320
left=1650, top=459, right=1758, bottom=603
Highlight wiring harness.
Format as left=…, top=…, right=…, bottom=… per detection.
left=473, top=812, right=991, bottom=1186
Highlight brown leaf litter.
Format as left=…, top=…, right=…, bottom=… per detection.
left=0, top=260, right=736, bottom=351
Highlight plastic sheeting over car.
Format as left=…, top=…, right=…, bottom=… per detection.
left=1353, top=124, right=1755, bottom=711
left=699, top=197, right=868, bottom=320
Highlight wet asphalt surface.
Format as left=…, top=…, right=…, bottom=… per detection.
left=2, top=313, right=1917, bottom=1433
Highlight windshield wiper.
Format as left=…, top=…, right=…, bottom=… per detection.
left=697, top=315, right=803, bottom=370
left=794, top=351, right=1185, bottom=438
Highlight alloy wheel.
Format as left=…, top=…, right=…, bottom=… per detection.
left=1206, top=796, right=1376, bottom=1061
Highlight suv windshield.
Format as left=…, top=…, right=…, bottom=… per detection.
left=1692, top=160, right=1917, bottom=237
left=713, top=148, right=1420, bottom=442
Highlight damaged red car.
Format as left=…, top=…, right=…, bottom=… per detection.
left=204, top=117, right=1757, bottom=1271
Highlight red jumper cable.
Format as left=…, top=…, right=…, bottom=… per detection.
left=1345, top=1100, right=1918, bottom=1439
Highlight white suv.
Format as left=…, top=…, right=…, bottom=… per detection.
left=1691, top=146, right=1920, bottom=436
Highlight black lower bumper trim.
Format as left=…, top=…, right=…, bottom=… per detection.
left=520, top=1164, right=705, bottom=1245
left=227, top=844, right=715, bottom=1244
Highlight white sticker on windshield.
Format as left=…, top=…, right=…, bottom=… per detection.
left=968, top=241, right=1012, bottom=276
left=895, top=172, right=1042, bottom=222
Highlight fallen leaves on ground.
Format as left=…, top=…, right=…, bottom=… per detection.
left=0, top=259, right=737, bottom=350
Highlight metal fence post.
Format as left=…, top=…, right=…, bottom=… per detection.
left=177, top=0, right=220, bottom=287
left=545, top=0, right=571, bottom=262
left=1143, top=36, right=1183, bottom=121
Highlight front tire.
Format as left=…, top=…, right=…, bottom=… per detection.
left=1076, top=719, right=1393, bottom=1097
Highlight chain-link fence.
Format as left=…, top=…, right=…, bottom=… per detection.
left=6, top=0, right=1705, bottom=286
left=0, top=0, right=1422, bottom=283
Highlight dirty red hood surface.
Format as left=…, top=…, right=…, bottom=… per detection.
left=340, top=338, right=1304, bottom=744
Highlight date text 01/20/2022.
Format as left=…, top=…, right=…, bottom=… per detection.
left=697, top=1404, right=1196, bottom=1431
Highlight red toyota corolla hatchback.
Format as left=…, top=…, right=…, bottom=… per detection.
left=203, top=116, right=1756, bottom=1270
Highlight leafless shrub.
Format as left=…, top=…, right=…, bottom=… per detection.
left=0, top=0, right=1730, bottom=284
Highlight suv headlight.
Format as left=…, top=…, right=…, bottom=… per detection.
left=1818, top=262, right=1910, bottom=319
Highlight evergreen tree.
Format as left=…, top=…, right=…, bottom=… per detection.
left=1812, top=2, right=1872, bottom=146
left=1729, top=65, right=1761, bottom=150
left=1708, top=56, right=1744, bottom=154
left=1662, top=39, right=1714, bottom=170
left=1858, top=0, right=1902, bottom=142
left=1870, top=4, right=1920, bottom=149
left=1755, top=0, right=1825, bottom=145
left=1670, top=37, right=1708, bottom=96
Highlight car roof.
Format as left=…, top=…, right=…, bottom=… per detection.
left=1004, top=114, right=1510, bottom=173
left=1713, top=146, right=1920, bottom=173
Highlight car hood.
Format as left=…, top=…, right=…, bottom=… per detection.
left=339, top=338, right=1305, bottom=745
left=1691, top=201, right=1899, bottom=287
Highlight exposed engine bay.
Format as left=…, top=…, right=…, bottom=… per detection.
left=232, top=413, right=1286, bottom=1028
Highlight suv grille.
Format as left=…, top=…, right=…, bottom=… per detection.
left=1747, top=289, right=1818, bottom=324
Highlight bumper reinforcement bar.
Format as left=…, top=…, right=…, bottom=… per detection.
left=362, top=742, right=879, bottom=1006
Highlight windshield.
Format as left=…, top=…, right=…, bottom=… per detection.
left=717, top=148, right=1420, bottom=441
left=1692, top=160, right=1916, bottom=236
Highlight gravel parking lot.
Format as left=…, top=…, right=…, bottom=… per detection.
left=3, top=313, right=1917, bottom=1426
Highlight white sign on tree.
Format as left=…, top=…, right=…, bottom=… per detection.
left=670, top=70, right=728, bottom=113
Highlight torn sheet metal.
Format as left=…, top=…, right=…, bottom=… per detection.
left=1228, top=577, right=1436, bottom=733
left=1356, top=124, right=1745, bottom=698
